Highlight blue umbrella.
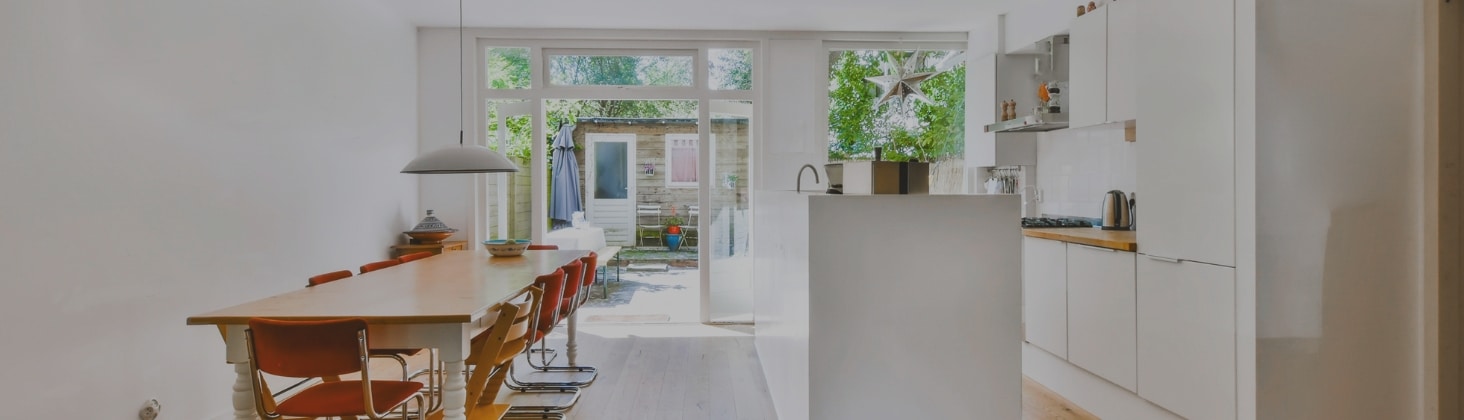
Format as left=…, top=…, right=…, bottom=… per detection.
left=549, top=124, right=582, bottom=226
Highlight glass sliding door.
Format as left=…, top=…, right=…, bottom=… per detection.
left=707, top=100, right=754, bottom=323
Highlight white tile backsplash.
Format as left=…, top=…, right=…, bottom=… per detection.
left=1036, top=123, right=1137, bottom=219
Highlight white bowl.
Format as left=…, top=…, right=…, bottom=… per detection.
left=482, top=240, right=529, bottom=257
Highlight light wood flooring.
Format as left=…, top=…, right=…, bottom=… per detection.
left=380, top=323, right=1097, bottom=420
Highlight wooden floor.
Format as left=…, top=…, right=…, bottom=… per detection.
left=389, top=323, right=1096, bottom=420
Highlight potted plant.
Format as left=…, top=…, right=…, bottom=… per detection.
left=663, top=216, right=685, bottom=251
left=664, top=216, right=685, bottom=235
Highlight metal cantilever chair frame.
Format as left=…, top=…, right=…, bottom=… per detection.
left=518, top=252, right=600, bottom=388
left=502, top=268, right=581, bottom=416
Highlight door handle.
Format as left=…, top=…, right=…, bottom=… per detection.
left=1143, top=254, right=1183, bottom=264
left=1075, top=244, right=1117, bottom=253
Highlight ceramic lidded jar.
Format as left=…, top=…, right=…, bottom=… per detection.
left=404, top=210, right=457, bottom=244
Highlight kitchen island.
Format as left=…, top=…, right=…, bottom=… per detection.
left=753, top=192, right=1022, bottom=420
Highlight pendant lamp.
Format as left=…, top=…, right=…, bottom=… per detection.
left=401, top=0, right=519, bottom=174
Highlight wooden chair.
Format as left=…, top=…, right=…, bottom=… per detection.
left=636, top=204, right=663, bottom=246
left=243, top=318, right=424, bottom=420
left=464, top=282, right=548, bottom=419
left=359, top=259, right=401, bottom=274
left=396, top=251, right=434, bottom=263
left=527, top=244, right=560, bottom=250
left=307, top=270, right=352, bottom=287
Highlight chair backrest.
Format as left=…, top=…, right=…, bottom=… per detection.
left=531, top=267, right=568, bottom=336
left=246, top=318, right=366, bottom=379
left=463, top=283, right=543, bottom=416
left=527, top=244, right=559, bottom=250
left=360, top=259, right=401, bottom=274
left=559, top=259, right=584, bottom=311
left=308, top=270, right=353, bottom=287
left=397, top=251, right=434, bottom=264
left=637, top=205, right=661, bottom=225
left=572, top=252, right=598, bottom=308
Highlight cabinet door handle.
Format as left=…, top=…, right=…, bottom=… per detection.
left=1143, top=254, right=1184, bottom=264
left=1075, top=244, right=1118, bottom=253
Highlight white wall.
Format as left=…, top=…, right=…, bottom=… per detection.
left=1253, top=0, right=1423, bottom=418
left=0, top=1, right=418, bottom=418
left=417, top=28, right=478, bottom=242
left=1035, top=124, right=1136, bottom=218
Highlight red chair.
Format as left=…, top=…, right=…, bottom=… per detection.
left=360, top=259, right=401, bottom=274
left=521, top=252, right=600, bottom=386
left=307, top=270, right=352, bottom=287
left=503, top=266, right=581, bottom=415
left=304, top=269, right=428, bottom=389
left=527, top=244, right=559, bottom=250
left=244, top=318, right=424, bottom=420
left=397, top=251, right=435, bottom=263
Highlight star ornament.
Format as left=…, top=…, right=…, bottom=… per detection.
left=865, top=51, right=937, bottom=109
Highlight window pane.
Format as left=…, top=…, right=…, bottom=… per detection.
left=709, top=49, right=753, bottom=90
left=550, top=54, right=693, bottom=87
left=594, top=142, right=628, bottom=199
left=484, top=47, right=530, bottom=89
left=667, top=135, right=698, bottom=185
left=827, top=49, right=965, bottom=162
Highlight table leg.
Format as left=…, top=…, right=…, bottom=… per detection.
left=440, top=359, right=468, bottom=420
left=231, top=362, right=256, bottom=420
left=567, top=305, right=579, bottom=366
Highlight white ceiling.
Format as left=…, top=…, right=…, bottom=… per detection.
left=377, top=0, right=1017, bottom=32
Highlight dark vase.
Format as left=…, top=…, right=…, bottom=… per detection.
left=665, top=234, right=683, bottom=252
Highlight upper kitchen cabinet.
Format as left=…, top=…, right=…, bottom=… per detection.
left=1070, top=1, right=1137, bottom=128
left=1136, top=0, right=1235, bottom=267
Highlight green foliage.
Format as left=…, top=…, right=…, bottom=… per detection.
left=710, top=49, right=753, bottom=90
left=827, top=50, right=965, bottom=162
left=485, top=53, right=716, bottom=160
left=663, top=216, right=685, bottom=227
left=485, top=48, right=530, bottom=89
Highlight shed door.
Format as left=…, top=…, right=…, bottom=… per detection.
left=586, top=133, right=637, bottom=245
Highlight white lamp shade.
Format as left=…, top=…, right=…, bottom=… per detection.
left=401, top=145, right=520, bottom=174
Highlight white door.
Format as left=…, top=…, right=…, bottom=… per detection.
left=587, top=133, right=637, bottom=245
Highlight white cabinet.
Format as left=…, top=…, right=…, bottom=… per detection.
left=1136, top=0, right=1235, bottom=266
left=1069, top=2, right=1137, bottom=128
left=1066, top=244, right=1137, bottom=392
left=1137, top=256, right=1236, bottom=420
left=1105, top=0, right=1137, bottom=122
left=1022, top=237, right=1067, bottom=358
left=1068, top=7, right=1108, bottom=128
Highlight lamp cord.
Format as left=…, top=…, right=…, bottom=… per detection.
left=458, top=0, right=464, bottom=147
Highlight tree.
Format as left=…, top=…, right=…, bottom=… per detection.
left=827, top=50, right=965, bottom=162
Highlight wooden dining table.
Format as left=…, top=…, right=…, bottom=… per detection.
left=187, top=249, right=589, bottom=420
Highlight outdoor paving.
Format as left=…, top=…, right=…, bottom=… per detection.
left=581, top=267, right=700, bottom=323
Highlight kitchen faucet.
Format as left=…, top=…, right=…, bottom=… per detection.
left=797, top=164, right=820, bottom=193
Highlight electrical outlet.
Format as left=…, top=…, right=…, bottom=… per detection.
left=138, top=399, right=160, bottom=420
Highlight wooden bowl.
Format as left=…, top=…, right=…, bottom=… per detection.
left=482, top=240, right=530, bottom=257
left=404, top=231, right=454, bottom=244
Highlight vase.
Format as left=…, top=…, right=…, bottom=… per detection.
left=665, top=234, right=683, bottom=252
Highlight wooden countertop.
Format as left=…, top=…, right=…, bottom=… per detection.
left=1023, top=228, right=1138, bottom=252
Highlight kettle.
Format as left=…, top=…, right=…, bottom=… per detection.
left=1100, top=190, right=1135, bottom=231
